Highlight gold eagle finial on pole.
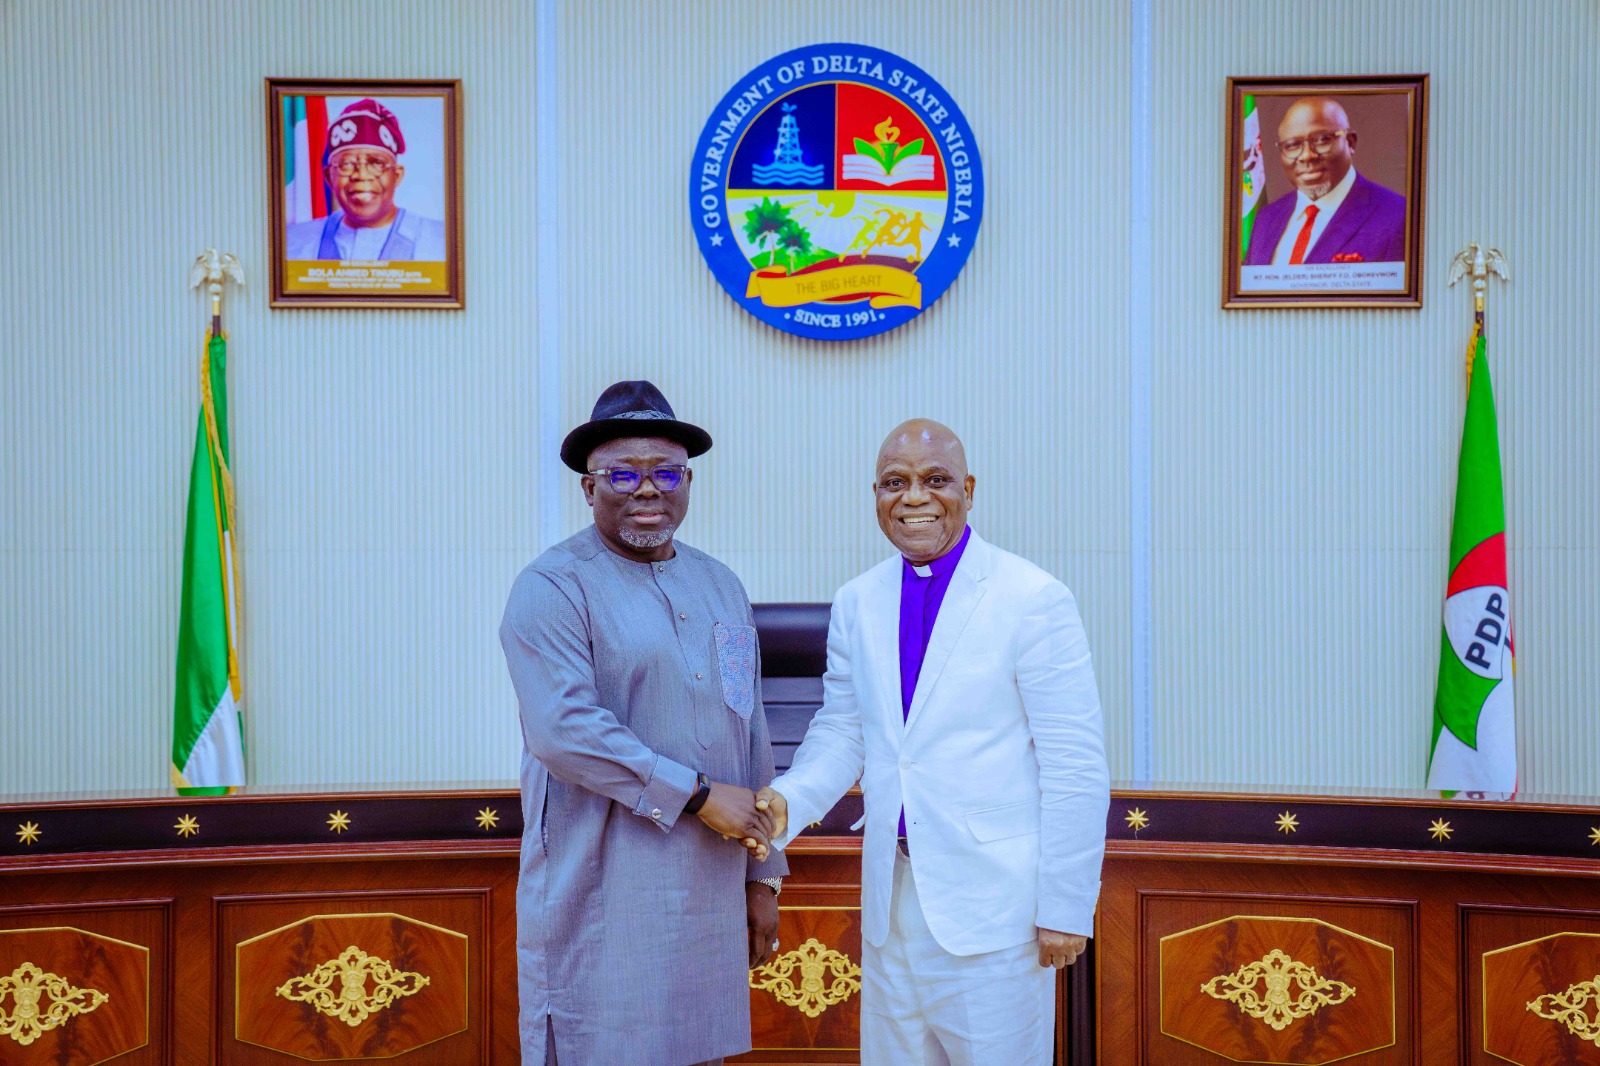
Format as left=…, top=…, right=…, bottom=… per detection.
left=1448, top=243, right=1509, bottom=313
left=189, top=249, right=244, bottom=330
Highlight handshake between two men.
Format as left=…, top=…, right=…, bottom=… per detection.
left=693, top=779, right=778, bottom=862
left=693, top=784, right=787, bottom=868
left=683, top=782, right=793, bottom=870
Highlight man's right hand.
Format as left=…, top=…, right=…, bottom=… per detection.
left=754, top=786, right=788, bottom=841
left=696, top=782, right=774, bottom=861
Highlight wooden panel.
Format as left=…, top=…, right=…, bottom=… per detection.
left=0, top=900, right=168, bottom=1066
left=216, top=890, right=487, bottom=1065
left=749, top=908, right=862, bottom=1054
left=1099, top=812, right=1600, bottom=1066
left=0, top=852, right=519, bottom=1064
left=1115, top=885, right=1418, bottom=1065
left=1141, top=894, right=1413, bottom=1064
left=1464, top=906, right=1600, bottom=1066
left=736, top=855, right=864, bottom=1065
left=0, top=924, right=152, bottom=1065
left=1157, top=913, right=1397, bottom=1064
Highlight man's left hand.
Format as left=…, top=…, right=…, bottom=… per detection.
left=1037, top=928, right=1087, bottom=968
left=746, top=881, right=780, bottom=969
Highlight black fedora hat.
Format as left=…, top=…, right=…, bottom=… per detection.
left=559, top=380, right=713, bottom=473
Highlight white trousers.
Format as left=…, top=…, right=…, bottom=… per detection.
left=859, top=849, right=1055, bottom=1065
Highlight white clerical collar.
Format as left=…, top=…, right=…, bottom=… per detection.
left=1294, top=165, right=1357, bottom=218
left=911, top=564, right=933, bottom=577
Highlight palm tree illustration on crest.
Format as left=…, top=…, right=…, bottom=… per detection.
left=773, top=219, right=813, bottom=273
left=743, top=197, right=792, bottom=267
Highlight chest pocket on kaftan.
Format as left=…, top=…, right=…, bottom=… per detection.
left=714, top=622, right=757, bottom=721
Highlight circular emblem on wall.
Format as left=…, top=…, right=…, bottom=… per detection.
left=690, top=44, right=984, bottom=341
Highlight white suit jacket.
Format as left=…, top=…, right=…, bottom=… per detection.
left=772, top=531, right=1109, bottom=955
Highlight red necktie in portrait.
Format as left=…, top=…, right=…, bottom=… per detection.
left=1288, top=204, right=1320, bottom=265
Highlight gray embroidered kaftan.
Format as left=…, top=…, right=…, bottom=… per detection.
left=500, top=525, right=787, bottom=1065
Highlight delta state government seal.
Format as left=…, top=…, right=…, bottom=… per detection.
left=690, top=44, right=984, bottom=341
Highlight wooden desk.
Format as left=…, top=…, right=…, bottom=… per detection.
left=5, top=788, right=1599, bottom=1063
left=1094, top=789, right=1600, bottom=1066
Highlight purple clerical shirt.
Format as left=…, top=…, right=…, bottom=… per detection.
left=897, top=525, right=971, bottom=837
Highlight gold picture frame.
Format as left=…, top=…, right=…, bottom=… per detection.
left=1223, top=74, right=1428, bottom=309
left=266, top=78, right=464, bottom=309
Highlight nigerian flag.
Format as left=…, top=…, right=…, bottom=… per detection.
left=1239, top=94, right=1263, bottom=263
left=283, top=94, right=331, bottom=225
left=1427, top=322, right=1516, bottom=794
left=172, top=331, right=245, bottom=795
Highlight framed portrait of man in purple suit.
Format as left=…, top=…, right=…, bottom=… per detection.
left=1224, top=75, right=1428, bottom=309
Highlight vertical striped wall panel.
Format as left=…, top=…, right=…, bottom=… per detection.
left=1149, top=0, right=1600, bottom=793
left=3, top=0, right=1595, bottom=799
left=0, top=0, right=541, bottom=791
left=554, top=0, right=1134, bottom=777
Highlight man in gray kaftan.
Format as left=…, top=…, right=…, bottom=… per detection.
left=501, top=380, right=786, bottom=1066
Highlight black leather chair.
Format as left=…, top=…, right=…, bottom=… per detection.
left=752, top=603, right=830, bottom=774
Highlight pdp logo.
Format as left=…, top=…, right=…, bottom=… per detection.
left=691, top=44, right=984, bottom=341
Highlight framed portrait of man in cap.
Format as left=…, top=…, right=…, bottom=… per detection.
left=266, top=78, right=464, bottom=308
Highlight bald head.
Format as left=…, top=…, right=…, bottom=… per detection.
left=1276, top=96, right=1357, bottom=200
left=1280, top=97, right=1350, bottom=139
left=877, top=419, right=968, bottom=479
left=874, top=419, right=974, bottom=564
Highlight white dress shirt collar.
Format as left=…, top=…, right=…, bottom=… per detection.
left=1271, top=166, right=1359, bottom=266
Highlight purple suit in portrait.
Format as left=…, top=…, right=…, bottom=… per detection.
left=1244, top=173, right=1408, bottom=265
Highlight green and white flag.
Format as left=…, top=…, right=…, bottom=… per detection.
left=1427, top=321, right=1516, bottom=795
left=172, top=331, right=245, bottom=795
left=1239, top=94, right=1264, bottom=264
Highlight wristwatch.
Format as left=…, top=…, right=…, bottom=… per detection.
left=683, top=772, right=711, bottom=815
left=753, top=876, right=783, bottom=897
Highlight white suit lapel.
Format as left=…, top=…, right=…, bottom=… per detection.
left=904, top=533, right=989, bottom=736
left=864, top=560, right=904, bottom=740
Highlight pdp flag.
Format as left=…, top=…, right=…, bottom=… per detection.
left=172, top=331, right=245, bottom=795
left=1239, top=94, right=1263, bottom=263
left=1427, top=323, right=1515, bottom=795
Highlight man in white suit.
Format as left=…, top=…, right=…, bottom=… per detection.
left=757, top=419, right=1109, bottom=1065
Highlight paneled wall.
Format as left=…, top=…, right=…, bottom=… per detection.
left=1148, top=0, right=1600, bottom=792
left=0, top=0, right=1136, bottom=792
left=2, top=0, right=1596, bottom=796
left=550, top=0, right=1132, bottom=774
left=0, top=0, right=539, bottom=791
